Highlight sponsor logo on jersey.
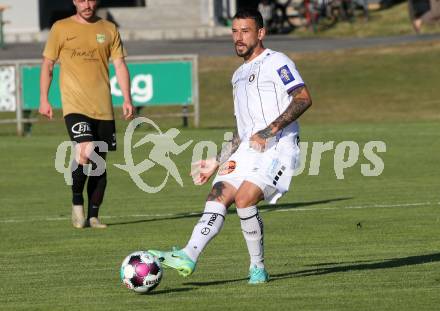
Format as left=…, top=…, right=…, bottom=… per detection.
left=277, top=65, right=295, bottom=85
left=248, top=74, right=256, bottom=83
left=96, top=34, right=106, bottom=43
left=218, top=160, right=236, bottom=175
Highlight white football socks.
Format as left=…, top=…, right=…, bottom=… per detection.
left=236, top=205, right=265, bottom=269
left=183, top=201, right=226, bottom=262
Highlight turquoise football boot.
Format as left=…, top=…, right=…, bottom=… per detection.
left=248, top=265, right=269, bottom=284
left=148, top=247, right=196, bottom=277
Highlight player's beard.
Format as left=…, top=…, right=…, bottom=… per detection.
left=79, top=8, right=96, bottom=21
left=235, top=41, right=258, bottom=59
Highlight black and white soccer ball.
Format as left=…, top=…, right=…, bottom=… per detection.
left=120, top=251, right=163, bottom=293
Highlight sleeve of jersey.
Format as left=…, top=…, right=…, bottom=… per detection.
left=110, top=26, right=127, bottom=60
left=231, top=72, right=238, bottom=116
left=270, top=54, right=305, bottom=95
left=42, top=23, right=62, bottom=61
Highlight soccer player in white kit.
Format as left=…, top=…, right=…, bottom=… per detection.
left=149, top=9, right=312, bottom=284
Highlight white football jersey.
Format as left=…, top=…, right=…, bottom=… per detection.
left=232, top=49, right=305, bottom=146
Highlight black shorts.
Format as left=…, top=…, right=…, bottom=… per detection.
left=64, top=113, right=117, bottom=151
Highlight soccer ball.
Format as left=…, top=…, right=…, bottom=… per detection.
left=120, top=251, right=163, bottom=293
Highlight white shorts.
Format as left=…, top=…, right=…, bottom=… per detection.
left=212, top=141, right=300, bottom=204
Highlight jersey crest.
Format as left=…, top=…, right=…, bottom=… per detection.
left=96, top=33, right=106, bottom=43
left=248, top=73, right=256, bottom=83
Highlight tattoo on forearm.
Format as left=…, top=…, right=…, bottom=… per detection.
left=254, top=86, right=311, bottom=139
left=216, top=131, right=241, bottom=165
left=271, top=86, right=311, bottom=131
left=207, top=182, right=226, bottom=202
left=256, top=127, right=273, bottom=139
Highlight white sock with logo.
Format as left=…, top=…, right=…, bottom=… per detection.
left=236, top=205, right=265, bottom=269
left=183, top=201, right=227, bottom=262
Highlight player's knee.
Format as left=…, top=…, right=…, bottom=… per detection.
left=75, top=142, right=94, bottom=164
left=235, top=184, right=263, bottom=208
left=206, top=182, right=235, bottom=206
left=77, top=154, right=89, bottom=165
left=235, top=193, right=255, bottom=209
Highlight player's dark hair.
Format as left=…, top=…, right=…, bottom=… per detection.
left=233, top=9, right=264, bottom=29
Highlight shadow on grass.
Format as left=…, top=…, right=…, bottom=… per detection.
left=107, top=212, right=201, bottom=227
left=183, top=253, right=440, bottom=287
left=272, top=252, right=440, bottom=280
left=146, top=287, right=196, bottom=295
left=257, top=197, right=351, bottom=213
left=108, top=197, right=352, bottom=226
left=183, top=277, right=248, bottom=287
left=303, top=259, right=375, bottom=267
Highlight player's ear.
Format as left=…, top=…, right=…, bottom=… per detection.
left=258, top=26, right=266, bottom=41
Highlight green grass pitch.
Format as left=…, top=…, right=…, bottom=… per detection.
left=1, top=121, right=439, bottom=310
left=1, top=42, right=440, bottom=310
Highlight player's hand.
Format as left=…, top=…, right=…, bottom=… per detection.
left=39, top=101, right=53, bottom=120
left=190, top=157, right=219, bottom=185
left=249, top=133, right=266, bottom=152
left=123, top=101, right=134, bottom=120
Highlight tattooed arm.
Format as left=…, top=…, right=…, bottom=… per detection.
left=191, top=130, right=241, bottom=185
left=216, top=130, right=241, bottom=165
left=250, top=85, right=312, bottom=151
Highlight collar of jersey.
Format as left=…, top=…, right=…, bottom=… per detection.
left=244, top=48, right=270, bottom=65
